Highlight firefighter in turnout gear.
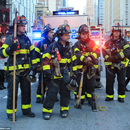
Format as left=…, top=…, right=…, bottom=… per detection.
left=73, top=24, right=100, bottom=109
left=0, top=15, right=37, bottom=121
left=42, top=24, right=77, bottom=120
left=102, top=23, right=130, bottom=102
left=35, top=24, right=55, bottom=103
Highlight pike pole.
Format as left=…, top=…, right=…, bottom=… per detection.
left=13, top=8, right=18, bottom=123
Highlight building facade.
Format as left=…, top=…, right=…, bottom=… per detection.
left=36, top=0, right=63, bottom=11
left=8, top=0, right=36, bottom=33
left=86, top=0, right=95, bottom=26
left=104, top=0, right=130, bottom=33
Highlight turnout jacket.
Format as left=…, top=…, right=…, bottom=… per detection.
left=0, top=34, right=37, bottom=72
left=102, top=37, right=130, bottom=67
left=42, top=41, right=77, bottom=79
left=73, top=38, right=100, bottom=71
left=35, top=38, right=54, bottom=64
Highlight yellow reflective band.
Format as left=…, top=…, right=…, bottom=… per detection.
left=119, top=52, right=125, bottom=59
left=37, top=95, right=42, bottom=98
left=77, top=65, right=83, bottom=69
left=54, top=74, right=63, bottom=79
left=84, top=53, right=89, bottom=57
left=92, top=53, right=97, bottom=59
left=19, top=49, right=29, bottom=54
left=59, top=58, right=71, bottom=63
left=93, top=45, right=98, bottom=51
left=54, top=72, right=70, bottom=79
left=3, top=49, right=8, bottom=57
left=124, top=44, right=129, bottom=50
left=73, top=66, right=77, bottom=71
left=2, top=44, right=9, bottom=49
left=81, top=95, right=85, bottom=99
left=60, top=106, right=69, bottom=111
left=43, top=53, right=51, bottom=60
left=42, top=108, right=52, bottom=113
left=105, top=55, right=109, bottom=60
left=74, top=48, right=80, bottom=52
left=30, top=45, right=34, bottom=51
left=36, top=58, right=40, bottom=62
left=104, top=62, right=112, bottom=65
left=4, top=64, right=30, bottom=71
left=106, top=94, right=114, bottom=98
left=74, top=91, right=77, bottom=95
left=43, top=65, right=50, bottom=70
left=87, top=93, right=92, bottom=98
left=80, top=55, right=84, bottom=62
left=35, top=47, right=40, bottom=54
left=93, top=65, right=98, bottom=68
left=118, top=95, right=125, bottom=98
left=22, top=104, right=31, bottom=109
left=6, top=109, right=17, bottom=114
left=102, top=46, right=106, bottom=50
left=72, top=55, right=77, bottom=61
left=32, top=59, right=37, bottom=64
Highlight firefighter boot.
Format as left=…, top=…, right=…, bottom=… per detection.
left=7, top=114, right=17, bottom=121
left=36, top=98, right=41, bottom=103
left=60, top=110, right=68, bottom=118
left=23, top=111, right=35, bottom=117
left=118, top=98, right=124, bottom=103
left=105, top=97, right=113, bottom=101
left=43, top=112, right=51, bottom=120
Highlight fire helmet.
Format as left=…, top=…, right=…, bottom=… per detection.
left=111, top=23, right=121, bottom=32
left=13, top=15, right=27, bottom=27
left=77, top=24, right=89, bottom=34
left=41, top=24, right=54, bottom=37
left=75, top=24, right=89, bottom=39
left=56, top=24, right=71, bottom=37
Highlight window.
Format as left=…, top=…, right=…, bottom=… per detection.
left=37, top=11, right=43, bottom=16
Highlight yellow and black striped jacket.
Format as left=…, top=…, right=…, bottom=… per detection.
left=73, top=38, right=100, bottom=71
left=42, top=41, right=77, bottom=79
left=102, top=37, right=130, bottom=67
left=35, top=38, right=54, bottom=64
left=0, top=34, right=37, bottom=72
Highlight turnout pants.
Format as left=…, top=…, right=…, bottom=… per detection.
left=106, top=66, right=126, bottom=99
left=43, top=79, right=70, bottom=113
left=6, top=72, right=31, bottom=115
left=36, top=72, right=45, bottom=99
left=0, top=70, right=5, bottom=83
left=76, top=71, right=96, bottom=103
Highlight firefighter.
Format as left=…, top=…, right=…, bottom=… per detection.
left=102, top=23, right=130, bottom=102
left=42, top=24, right=77, bottom=120
left=0, top=15, right=37, bottom=121
left=35, top=24, right=55, bottom=103
left=73, top=24, right=100, bottom=108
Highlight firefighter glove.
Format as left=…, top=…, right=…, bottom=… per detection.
left=9, top=42, right=19, bottom=52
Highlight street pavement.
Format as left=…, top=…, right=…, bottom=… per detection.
left=0, top=66, right=130, bottom=130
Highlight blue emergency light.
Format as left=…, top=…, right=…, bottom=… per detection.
left=53, top=10, right=79, bottom=15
